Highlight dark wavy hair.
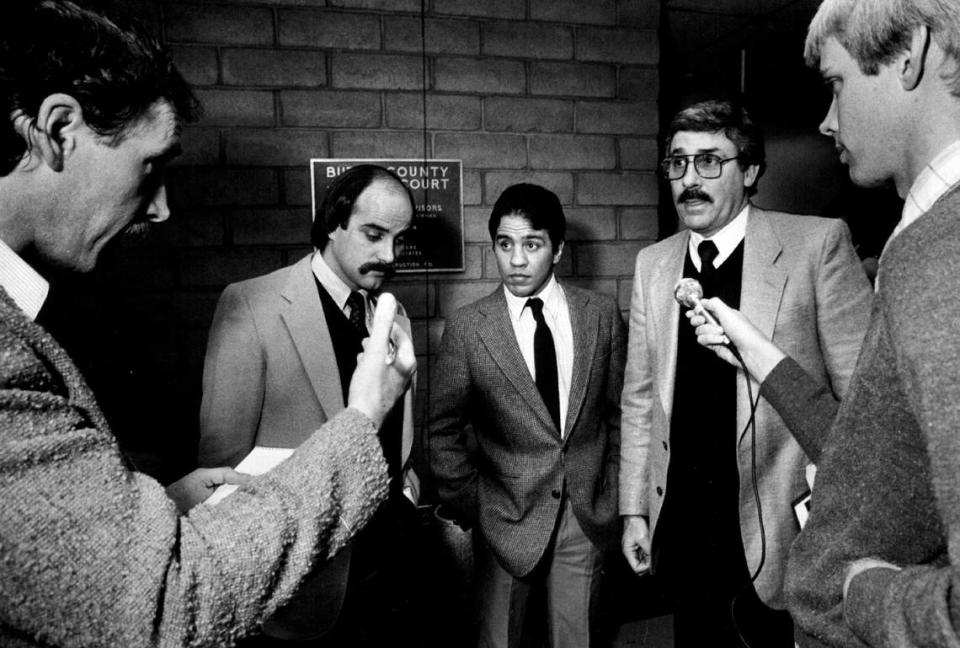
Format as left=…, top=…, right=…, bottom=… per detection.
left=311, top=164, right=415, bottom=251
left=0, top=0, right=200, bottom=176
left=488, top=183, right=566, bottom=250
left=665, top=100, right=766, bottom=195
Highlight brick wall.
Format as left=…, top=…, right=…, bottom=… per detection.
left=104, top=0, right=661, bottom=478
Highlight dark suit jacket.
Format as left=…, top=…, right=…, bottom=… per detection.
left=620, top=207, right=873, bottom=608
left=198, top=253, right=416, bottom=640
left=429, top=282, right=626, bottom=577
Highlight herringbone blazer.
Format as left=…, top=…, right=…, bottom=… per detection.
left=0, top=287, right=389, bottom=647
left=429, top=282, right=626, bottom=577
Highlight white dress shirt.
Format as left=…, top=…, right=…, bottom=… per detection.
left=688, top=203, right=750, bottom=272
left=0, top=237, right=49, bottom=321
left=311, top=250, right=369, bottom=325
left=887, top=139, right=960, bottom=250
left=503, top=275, right=574, bottom=436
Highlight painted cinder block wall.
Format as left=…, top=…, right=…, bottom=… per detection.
left=110, top=0, right=661, bottom=480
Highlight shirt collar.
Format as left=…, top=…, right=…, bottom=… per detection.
left=888, top=139, right=960, bottom=246
left=688, top=202, right=750, bottom=270
left=0, top=237, right=49, bottom=320
left=311, top=249, right=365, bottom=310
left=504, top=274, right=561, bottom=323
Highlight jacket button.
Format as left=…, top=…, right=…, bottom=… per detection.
left=662, top=441, right=668, bottom=451
left=656, top=486, right=663, bottom=496
left=551, top=489, right=561, bottom=499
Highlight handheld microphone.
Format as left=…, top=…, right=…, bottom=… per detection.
left=674, top=277, right=732, bottom=347
left=674, top=277, right=721, bottom=327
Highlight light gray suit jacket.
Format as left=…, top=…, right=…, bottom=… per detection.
left=619, top=207, right=873, bottom=608
left=198, top=253, right=417, bottom=640
left=430, top=283, right=626, bottom=577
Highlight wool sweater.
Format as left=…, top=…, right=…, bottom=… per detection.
left=0, top=288, right=389, bottom=647
left=785, top=186, right=960, bottom=647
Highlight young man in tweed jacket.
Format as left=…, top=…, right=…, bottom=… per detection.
left=429, top=183, right=626, bottom=648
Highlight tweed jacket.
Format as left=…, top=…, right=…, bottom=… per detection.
left=787, top=186, right=960, bottom=648
left=0, top=288, right=389, bottom=648
left=429, top=282, right=626, bottom=577
left=619, top=207, right=873, bottom=608
left=198, top=253, right=416, bottom=639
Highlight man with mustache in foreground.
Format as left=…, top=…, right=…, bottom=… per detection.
left=198, top=164, right=421, bottom=647
left=618, top=100, right=872, bottom=646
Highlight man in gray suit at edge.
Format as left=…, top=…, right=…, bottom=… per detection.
left=429, top=183, right=626, bottom=648
left=618, top=100, right=873, bottom=647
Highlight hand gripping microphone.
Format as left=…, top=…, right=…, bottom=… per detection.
left=674, top=277, right=719, bottom=326
left=674, top=277, right=731, bottom=347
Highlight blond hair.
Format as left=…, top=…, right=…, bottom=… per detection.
left=805, top=0, right=960, bottom=95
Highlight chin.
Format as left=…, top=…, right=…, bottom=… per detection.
left=848, top=166, right=887, bottom=189
left=506, top=284, right=532, bottom=298
left=39, top=248, right=97, bottom=274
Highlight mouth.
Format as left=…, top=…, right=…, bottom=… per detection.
left=835, top=142, right=848, bottom=162
left=678, top=189, right=712, bottom=206
left=679, top=197, right=712, bottom=213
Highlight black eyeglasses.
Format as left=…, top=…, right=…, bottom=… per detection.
left=660, top=153, right=740, bottom=180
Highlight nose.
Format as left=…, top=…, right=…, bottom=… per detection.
left=146, top=183, right=170, bottom=223
left=510, top=245, right=527, bottom=267
left=679, top=158, right=700, bottom=187
left=819, top=96, right=838, bottom=138
left=379, top=237, right=396, bottom=264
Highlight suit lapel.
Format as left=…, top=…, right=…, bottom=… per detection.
left=564, top=285, right=598, bottom=442
left=279, top=255, right=344, bottom=419
left=477, top=289, right=559, bottom=436
left=738, top=207, right=787, bottom=441
left=651, top=233, right=689, bottom=422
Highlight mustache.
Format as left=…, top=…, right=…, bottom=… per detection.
left=122, top=220, right=153, bottom=240
left=359, top=261, right=396, bottom=277
left=678, top=188, right=712, bottom=204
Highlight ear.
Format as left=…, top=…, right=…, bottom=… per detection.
left=743, top=163, right=760, bottom=189
left=899, top=25, right=930, bottom=91
left=552, top=240, right=564, bottom=265
left=29, top=93, right=85, bottom=172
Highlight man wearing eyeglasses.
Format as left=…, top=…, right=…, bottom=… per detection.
left=618, top=100, right=872, bottom=646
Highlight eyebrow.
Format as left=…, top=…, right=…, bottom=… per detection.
left=497, top=233, right=545, bottom=241
left=669, top=146, right=722, bottom=155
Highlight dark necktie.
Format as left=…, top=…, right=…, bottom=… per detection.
left=346, top=291, right=367, bottom=336
left=527, top=297, right=561, bottom=432
left=697, top=239, right=719, bottom=289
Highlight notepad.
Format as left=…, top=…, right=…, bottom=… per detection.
left=204, top=446, right=295, bottom=505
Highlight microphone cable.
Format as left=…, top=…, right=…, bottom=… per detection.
left=729, top=343, right=766, bottom=648
left=673, top=277, right=768, bottom=646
